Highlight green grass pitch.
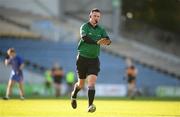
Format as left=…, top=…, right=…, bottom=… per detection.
left=0, top=98, right=179, bottom=117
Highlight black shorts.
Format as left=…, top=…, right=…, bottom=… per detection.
left=127, top=76, right=136, bottom=83
left=53, top=77, right=63, bottom=84
left=76, top=55, right=100, bottom=79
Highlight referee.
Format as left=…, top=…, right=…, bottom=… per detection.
left=71, top=8, right=111, bottom=112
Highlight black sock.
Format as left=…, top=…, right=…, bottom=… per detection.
left=72, top=83, right=81, bottom=98
left=88, top=87, right=95, bottom=106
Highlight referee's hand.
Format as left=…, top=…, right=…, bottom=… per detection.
left=97, top=38, right=111, bottom=45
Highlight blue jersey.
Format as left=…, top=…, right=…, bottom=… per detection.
left=8, top=55, right=24, bottom=82
left=9, top=55, right=23, bottom=73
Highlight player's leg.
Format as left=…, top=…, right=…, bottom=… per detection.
left=4, top=79, right=15, bottom=99
left=67, top=83, right=73, bottom=96
left=54, top=83, right=61, bottom=97
left=71, top=55, right=87, bottom=109
left=87, top=75, right=97, bottom=113
left=127, top=83, right=131, bottom=97
left=87, top=75, right=97, bottom=107
left=131, top=81, right=137, bottom=98
left=72, top=56, right=86, bottom=98
left=71, top=78, right=85, bottom=109
left=18, top=81, right=24, bottom=99
left=86, top=58, right=100, bottom=112
left=72, top=78, right=85, bottom=97
left=128, top=82, right=136, bottom=99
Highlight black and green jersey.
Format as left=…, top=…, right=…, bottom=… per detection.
left=78, top=22, right=109, bottom=58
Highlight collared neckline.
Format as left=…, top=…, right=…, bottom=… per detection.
left=88, top=22, right=98, bottom=29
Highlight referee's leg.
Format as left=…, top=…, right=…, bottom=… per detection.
left=87, top=75, right=97, bottom=107
left=71, top=78, right=85, bottom=109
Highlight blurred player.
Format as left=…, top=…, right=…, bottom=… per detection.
left=3, top=48, right=25, bottom=100
left=44, top=69, right=53, bottom=95
left=125, top=58, right=138, bottom=99
left=70, top=8, right=111, bottom=112
left=65, top=71, right=75, bottom=96
left=51, top=63, right=64, bottom=97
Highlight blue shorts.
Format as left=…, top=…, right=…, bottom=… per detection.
left=10, top=71, right=23, bottom=82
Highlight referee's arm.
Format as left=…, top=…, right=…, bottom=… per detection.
left=80, top=24, right=97, bottom=45
left=82, top=36, right=97, bottom=44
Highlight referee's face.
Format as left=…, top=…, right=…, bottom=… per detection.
left=89, top=12, right=101, bottom=25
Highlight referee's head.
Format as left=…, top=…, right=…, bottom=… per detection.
left=89, top=8, right=101, bottom=25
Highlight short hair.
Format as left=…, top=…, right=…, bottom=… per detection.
left=90, top=8, right=101, bottom=14
left=130, top=65, right=135, bottom=69
left=7, top=48, right=15, bottom=54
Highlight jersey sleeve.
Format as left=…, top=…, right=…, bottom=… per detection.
left=80, top=24, right=88, bottom=38
left=17, top=56, right=24, bottom=65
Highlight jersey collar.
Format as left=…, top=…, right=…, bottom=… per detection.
left=88, top=22, right=98, bottom=29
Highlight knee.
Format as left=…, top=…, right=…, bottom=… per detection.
left=88, top=85, right=95, bottom=90
left=9, top=83, right=13, bottom=88
left=78, top=85, right=84, bottom=89
left=76, top=82, right=84, bottom=89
